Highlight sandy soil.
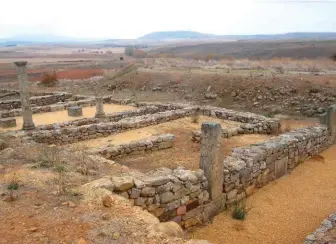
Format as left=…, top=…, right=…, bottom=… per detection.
left=0, top=104, right=135, bottom=132
left=190, top=145, right=336, bottom=244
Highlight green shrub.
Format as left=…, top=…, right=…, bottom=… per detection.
left=232, top=199, right=249, bottom=220
left=124, top=47, right=134, bottom=56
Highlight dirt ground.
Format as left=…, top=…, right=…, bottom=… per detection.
left=71, top=116, right=271, bottom=172
left=190, top=145, right=336, bottom=244
left=0, top=104, right=135, bottom=132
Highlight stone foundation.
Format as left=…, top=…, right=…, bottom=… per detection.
left=0, top=92, right=72, bottom=110
left=30, top=108, right=193, bottom=144
left=82, top=166, right=213, bottom=229
left=96, top=134, right=175, bottom=159
left=222, top=126, right=335, bottom=205
left=304, top=212, right=336, bottom=244
left=0, top=118, right=16, bottom=128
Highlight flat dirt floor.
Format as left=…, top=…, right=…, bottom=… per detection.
left=72, top=116, right=273, bottom=172
left=190, top=145, right=336, bottom=244
left=0, top=104, right=135, bottom=132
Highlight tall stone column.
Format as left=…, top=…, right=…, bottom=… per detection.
left=326, top=105, right=336, bottom=135
left=14, top=61, right=35, bottom=130
left=200, top=122, right=223, bottom=200
left=95, top=96, right=105, bottom=118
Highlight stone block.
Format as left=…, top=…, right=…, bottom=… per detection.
left=0, top=118, right=16, bottom=128
left=177, top=205, right=187, bottom=216
left=67, top=106, right=83, bottom=117
left=275, top=157, right=288, bottom=179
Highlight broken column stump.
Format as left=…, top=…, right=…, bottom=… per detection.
left=67, top=106, right=83, bottom=117
left=0, top=118, right=17, bottom=128
left=199, top=122, right=223, bottom=200
left=95, top=97, right=105, bottom=118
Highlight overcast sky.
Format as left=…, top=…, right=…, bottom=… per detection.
left=1, top=0, right=335, bottom=39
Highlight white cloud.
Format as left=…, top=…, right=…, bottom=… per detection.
left=0, top=0, right=335, bottom=39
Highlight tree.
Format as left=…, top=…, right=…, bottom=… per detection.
left=124, top=47, right=134, bottom=56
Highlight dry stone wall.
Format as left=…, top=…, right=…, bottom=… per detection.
left=0, top=92, right=72, bottom=110
left=222, top=126, right=335, bottom=205
left=304, top=212, right=336, bottom=244
left=200, top=106, right=280, bottom=134
left=30, top=109, right=193, bottom=144
left=35, top=106, right=160, bottom=130
left=84, top=167, right=211, bottom=229
left=191, top=123, right=267, bottom=142
left=96, top=134, right=175, bottom=159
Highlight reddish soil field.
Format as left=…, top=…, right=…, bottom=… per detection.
left=55, top=69, right=104, bottom=80
left=0, top=68, right=104, bottom=82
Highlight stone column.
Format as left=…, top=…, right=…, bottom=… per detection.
left=200, top=122, right=223, bottom=200
left=14, top=61, right=35, bottom=130
left=95, top=96, right=105, bottom=118
left=326, top=105, right=336, bottom=135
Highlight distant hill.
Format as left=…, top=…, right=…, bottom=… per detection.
left=138, top=31, right=215, bottom=40
left=138, top=31, right=336, bottom=41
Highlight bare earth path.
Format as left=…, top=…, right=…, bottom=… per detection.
left=191, top=145, right=336, bottom=244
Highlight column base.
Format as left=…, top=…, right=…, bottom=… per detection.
left=95, top=113, right=106, bottom=118
left=22, top=124, right=35, bottom=130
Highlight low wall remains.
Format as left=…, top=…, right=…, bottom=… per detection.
left=0, top=92, right=72, bottom=110
left=35, top=106, right=159, bottom=130
left=191, top=123, right=268, bottom=142
left=222, top=126, right=335, bottom=205
left=83, top=167, right=213, bottom=229
left=200, top=106, right=280, bottom=134
left=304, top=212, right=336, bottom=244
left=30, top=109, right=193, bottom=144
left=96, top=134, right=175, bottom=159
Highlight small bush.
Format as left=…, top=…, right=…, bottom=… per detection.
left=232, top=199, right=249, bottom=220
left=120, top=56, right=124, bottom=61
left=41, top=71, right=57, bottom=86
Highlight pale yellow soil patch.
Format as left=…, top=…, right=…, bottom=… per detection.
left=72, top=116, right=243, bottom=148
left=190, top=145, right=336, bottom=244
left=0, top=104, right=135, bottom=132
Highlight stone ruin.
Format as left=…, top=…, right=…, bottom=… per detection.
left=1, top=61, right=336, bottom=230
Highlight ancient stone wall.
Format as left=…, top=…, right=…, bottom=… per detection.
left=0, top=92, right=72, bottom=110
left=222, top=126, right=335, bottom=205
left=84, top=167, right=211, bottom=229
left=35, top=106, right=160, bottom=130
left=191, top=123, right=269, bottom=142
left=201, top=106, right=280, bottom=134
left=96, top=134, right=175, bottom=159
left=304, top=212, right=336, bottom=244
left=30, top=109, right=193, bottom=144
